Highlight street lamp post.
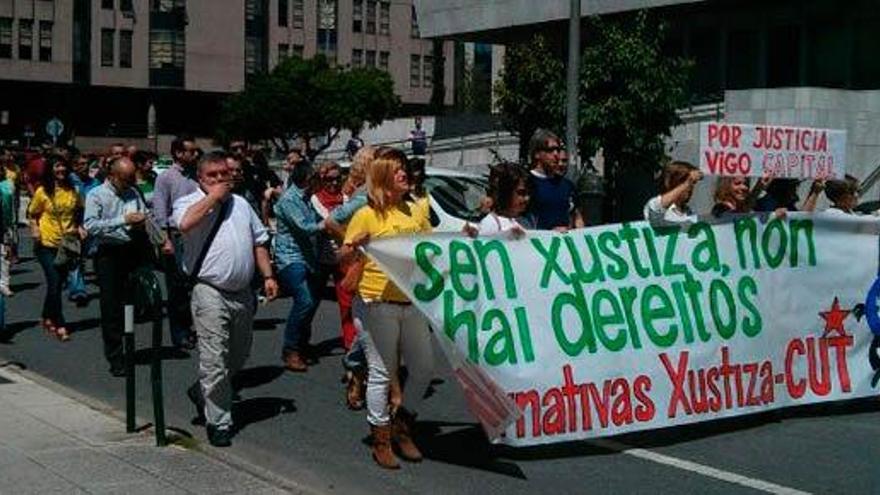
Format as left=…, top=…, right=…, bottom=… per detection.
left=565, top=0, right=581, bottom=178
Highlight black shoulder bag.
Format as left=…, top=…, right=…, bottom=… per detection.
left=189, top=199, right=232, bottom=283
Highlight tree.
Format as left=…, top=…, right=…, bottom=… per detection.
left=494, top=12, right=691, bottom=222
left=216, top=55, right=399, bottom=159
left=494, top=35, right=565, bottom=162
left=578, top=12, right=691, bottom=221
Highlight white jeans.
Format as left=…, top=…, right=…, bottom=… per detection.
left=0, top=244, right=9, bottom=292
left=357, top=297, right=434, bottom=426
left=191, top=283, right=254, bottom=430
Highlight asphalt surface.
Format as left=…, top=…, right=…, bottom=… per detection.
left=1, top=235, right=879, bottom=495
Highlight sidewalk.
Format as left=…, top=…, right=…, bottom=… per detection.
left=0, top=365, right=297, bottom=495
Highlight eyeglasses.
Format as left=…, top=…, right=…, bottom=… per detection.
left=541, top=146, right=564, bottom=153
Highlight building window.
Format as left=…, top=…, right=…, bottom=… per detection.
left=423, top=54, right=433, bottom=87
left=379, top=50, right=388, bottom=70
left=101, top=28, right=114, bottom=66
left=278, top=0, right=288, bottom=26
left=292, top=0, right=304, bottom=29
left=767, top=25, right=801, bottom=88
left=151, top=0, right=186, bottom=12
left=317, top=0, right=337, bottom=63
left=292, top=44, right=303, bottom=58
left=379, top=2, right=389, bottom=36
left=245, top=37, right=265, bottom=75
left=245, top=0, right=263, bottom=21
left=365, top=0, right=376, bottom=34
left=102, top=0, right=114, bottom=9
left=410, top=54, right=420, bottom=87
left=410, top=5, right=419, bottom=38
left=0, top=18, right=11, bottom=58
left=120, top=30, right=133, bottom=67
left=39, top=21, right=52, bottom=62
left=352, top=49, right=362, bottom=67
left=149, top=29, right=185, bottom=69
left=19, top=20, right=33, bottom=60
left=278, top=43, right=289, bottom=60
left=352, top=0, right=362, bottom=33
left=726, top=29, right=760, bottom=90
left=120, top=0, right=133, bottom=11
left=365, top=49, right=376, bottom=67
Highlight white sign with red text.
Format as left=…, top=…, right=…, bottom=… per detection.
left=699, top=122, right=847, bottom=179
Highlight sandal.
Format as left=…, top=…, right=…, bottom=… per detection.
left=346, top=370, right=365, bottom=410
left=55, top=326, right=70, bottom=342
left=42, top=319, right=58, bottom=338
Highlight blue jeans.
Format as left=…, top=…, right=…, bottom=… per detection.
left=278, top=262, right=322, bottom=354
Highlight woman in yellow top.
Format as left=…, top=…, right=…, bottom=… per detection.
left=27, top=154, right=84, bottom=341
left=344, top=147, right=434, bottom=470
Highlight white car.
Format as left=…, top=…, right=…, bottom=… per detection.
left=327, top=161, right=488, bottom=232
left=421, top=167, right=488, bottom=232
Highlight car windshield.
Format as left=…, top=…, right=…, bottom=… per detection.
left=424, top=175, right=488, bottom=222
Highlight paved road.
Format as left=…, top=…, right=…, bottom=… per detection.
left=1, top=237, right=879, bottom=494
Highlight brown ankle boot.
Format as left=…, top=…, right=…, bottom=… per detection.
left=370, top=425, right=400, bottom=469
left=392, top=409, right=423, bottom=462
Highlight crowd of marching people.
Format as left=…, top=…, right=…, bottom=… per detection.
left=0, top=126, right=868, bottom=463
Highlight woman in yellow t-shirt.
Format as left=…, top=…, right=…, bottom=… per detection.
left=27, top=154, right=84, bottom=341
left=344, top=147, right=434, bottom=469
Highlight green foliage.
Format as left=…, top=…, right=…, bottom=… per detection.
left=494, top=36, right=565, bottom=160
left=494, top=11, right=691, bottom=220
left=578, top=11, right=691, bottom=173
left=216, top=55, right=400, bottom=156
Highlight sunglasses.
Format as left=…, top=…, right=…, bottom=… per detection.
left=323, top=175, right=343, bottom=184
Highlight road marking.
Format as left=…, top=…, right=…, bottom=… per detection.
left=592, top=439, right=812, bottom=495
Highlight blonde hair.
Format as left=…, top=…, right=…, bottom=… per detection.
left=713, top=176, right=751, bottom=210
left=344, top=145, right=374, bottom=196
left=365, top=147, right=407, bottom=214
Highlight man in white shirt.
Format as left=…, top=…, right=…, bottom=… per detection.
left=173, top=152, right=279, bottom=447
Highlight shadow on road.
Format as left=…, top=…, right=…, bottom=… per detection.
left=312, top=337, right=344, bottom=359
left=232, top=366, right=286, bottom=390
left=232, top=396, right=297, bottom=433
left=416, top=421, right=527, bottom=479
left=133, top=346, right=191, bottom=364
left=9, top=282, right=40, bottom=293
left=68, top=317, right=101, bottom=334
left=0, top=320, right=40, bottom=343
left=253, top=318, right=285, bottom=331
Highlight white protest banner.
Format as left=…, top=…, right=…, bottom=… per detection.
left=365, top=215, right=880, bottom=447
left=699, top=122, right=847, bottom=179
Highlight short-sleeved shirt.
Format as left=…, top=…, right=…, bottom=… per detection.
left=528, top=170, right=575, bottom=230
left=173, top=191, right=269, bottom=292
left=28, top=186, right=82, bottom=248
left=478, top=213, right=529, bottom=235
left=643, top=195, right=697, bottom=224
left=344, top=201, right=431, bottom=303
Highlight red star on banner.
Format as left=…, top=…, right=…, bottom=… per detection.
left=819, top=297, right=851, bottom=338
